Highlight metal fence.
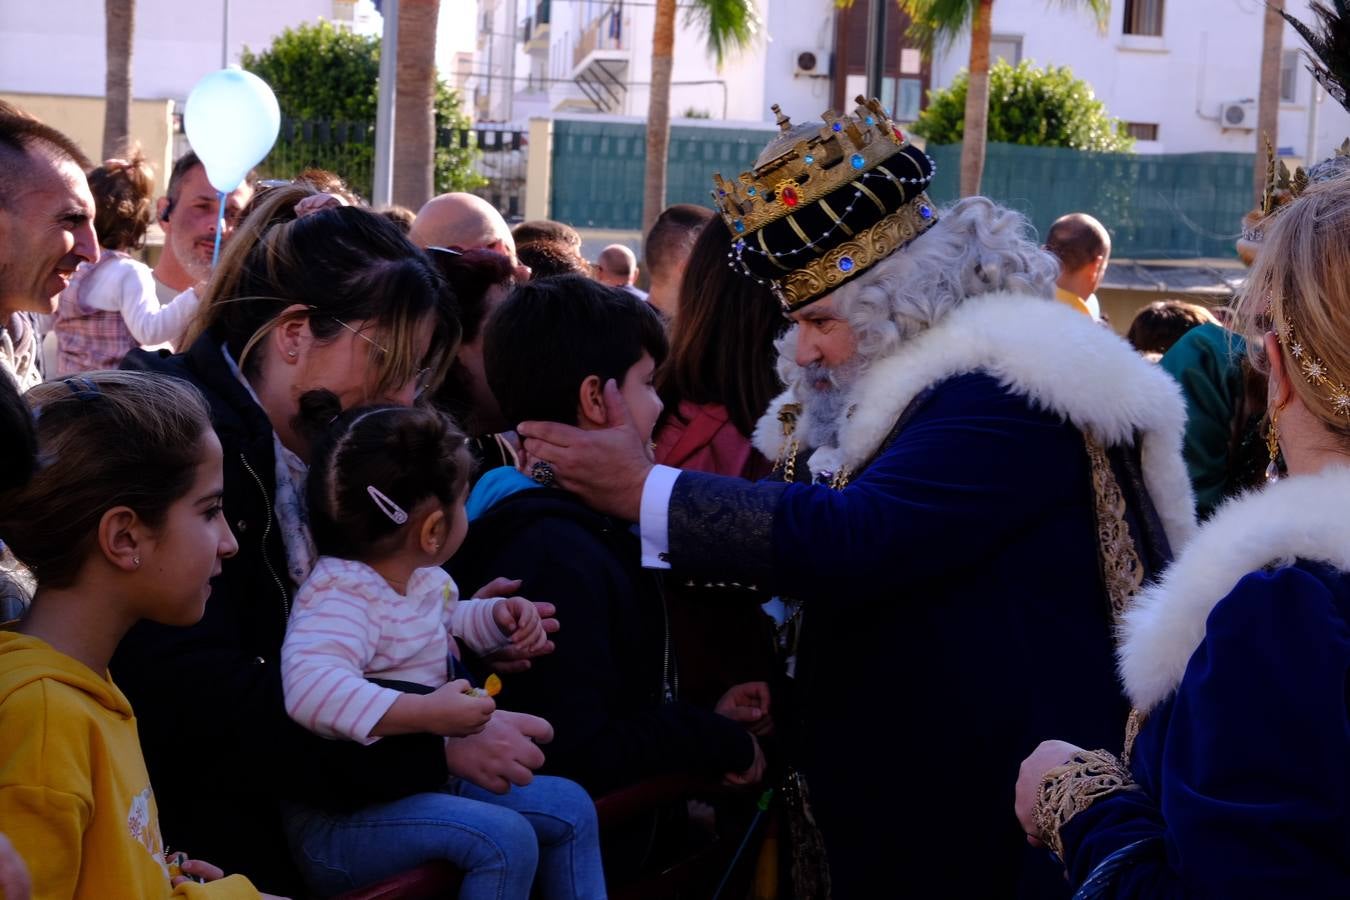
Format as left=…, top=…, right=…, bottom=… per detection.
left=257, top=119, right=526, bottom=213
left=547, top=122, right=1254, bottom=259
left=549, top=119, right=777, bottom=229
left=925, top=142, right=1255, bottom=259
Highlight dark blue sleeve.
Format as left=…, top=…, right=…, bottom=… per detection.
left=1060, top=566, right=1350, bottom=898
left=770, top=374, right=1087, bottom=596
left=669, top=374, right=1086, bottom=596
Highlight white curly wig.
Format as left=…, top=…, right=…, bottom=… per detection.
left=776, top=197, right=1060, bottom=388
left=832, top=196, right=1058, bottom=357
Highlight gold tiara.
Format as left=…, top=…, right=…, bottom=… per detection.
left=1281, top=320, right=1350, bottom=417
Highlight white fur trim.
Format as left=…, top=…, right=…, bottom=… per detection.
left=1118, top=466, right=1350, bottom=712
left=753, top=291, right=1196, bottom=553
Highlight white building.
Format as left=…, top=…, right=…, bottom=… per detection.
left=0, top=0, right=359, bottom=188
left=471, top=0, right=842, bottom=129
left=930, top=0, right=1350, bottom=163
left=0, top=0, right=353, bottom=104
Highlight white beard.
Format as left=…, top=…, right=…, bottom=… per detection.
left=796, top=356, right=867, bottom=450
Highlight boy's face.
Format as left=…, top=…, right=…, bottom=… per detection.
left=619, top=352, right=663, bottom=446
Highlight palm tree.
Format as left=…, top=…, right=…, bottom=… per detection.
left=900, top=0, right=1108, bottom=196
left=103, top=0, right=135, bottom=159
left=393, top=0, right=440, bottom=209
left=1255, top=0, right=1285, bottom=204
left=641, top=0, right=759, bottom=235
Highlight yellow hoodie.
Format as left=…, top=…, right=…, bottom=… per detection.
left=0, top=631, right=260, bottom=900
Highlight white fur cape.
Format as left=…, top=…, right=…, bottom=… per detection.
left=751, top=289, right=1196, bottom=556
left=1119, top=466, right=1350, bottom=712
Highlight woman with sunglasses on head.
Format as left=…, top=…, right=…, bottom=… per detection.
left=114, top=185, right=557, bottom=896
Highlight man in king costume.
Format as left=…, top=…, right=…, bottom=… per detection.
left=519, top=98, right=1197, bottom=897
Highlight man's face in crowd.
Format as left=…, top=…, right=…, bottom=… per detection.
left=0, top=151, right=98, bottom=316
left=159, top=164, right=253, bottom=283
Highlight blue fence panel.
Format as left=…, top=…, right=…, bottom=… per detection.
left=550, top=119, right=774, bottom=229
left=926, top=142, right=1254, bottom=259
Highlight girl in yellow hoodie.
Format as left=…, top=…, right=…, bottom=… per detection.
left=0, top=372, right=282, bottom=900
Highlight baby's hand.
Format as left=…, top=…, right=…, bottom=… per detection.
left=419, top=679, right=496, bottom=736
left=493, top=597, right=549, bottom=656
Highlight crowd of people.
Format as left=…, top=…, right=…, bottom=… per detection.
left=3, top=48, right=1350, bottom=900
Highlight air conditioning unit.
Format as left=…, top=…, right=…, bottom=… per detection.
left=1219, top=100, right=1257, bottom=130
left=794, top=49, right=830, bottom=78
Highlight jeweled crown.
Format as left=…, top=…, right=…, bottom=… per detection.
left=715, top=97, right=939, bottom=312
left=711, top=96, right=914, bottom=237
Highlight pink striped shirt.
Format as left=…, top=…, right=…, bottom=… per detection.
left=281, top=556, right=510, bottom=744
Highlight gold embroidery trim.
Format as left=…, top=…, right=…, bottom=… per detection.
left=776, top=193, right=937, bottom=312
left=1033, top=750, right=1138, bottom=860
left=1122, top=708, right=1146, bottom=769
left=1083, top=433, right=1145, bottom=629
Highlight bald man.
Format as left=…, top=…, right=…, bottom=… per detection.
left=593, top=243, right=647, bottom=300
left=409, top=192, right=530, bottom=280
left=1045, top=213, right=1110, bottom=320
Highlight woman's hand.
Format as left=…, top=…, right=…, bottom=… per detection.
left=723, top=734, right=767, bottom=787
left=714, top=681, right=773, bottom=736
left=1015, top=740, right=1084, bottom=846
left=444, top=710, right=554, bottom=794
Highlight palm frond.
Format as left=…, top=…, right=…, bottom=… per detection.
left=897, top=0, right=977, bottom=51
left=1280, top=1, right=1350, bottom=109
left=1049, top=0, right=1110, bottom=31
left=683, top=0, right=761, bottom=66
left=897, top=0, right=1110, bottom=50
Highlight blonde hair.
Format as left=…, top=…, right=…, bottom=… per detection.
left=0, top=371, right=212, bottom=588
left=1236, top=175, right=1350, bottom=439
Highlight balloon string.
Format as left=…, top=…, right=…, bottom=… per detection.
left=211, top=191, right=226, bottom=268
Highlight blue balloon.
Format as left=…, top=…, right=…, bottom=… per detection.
left=183, top=67, right=280, bottom=194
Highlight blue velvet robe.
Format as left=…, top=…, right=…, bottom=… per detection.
left=1060, top=561, right=1350, bottom=897
left=666, top=372, right=1171, bottom=898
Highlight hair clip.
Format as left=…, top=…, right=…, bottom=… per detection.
left=366, top=485, right=409, bottom=525
left=62, top=376, right=102, bottom=401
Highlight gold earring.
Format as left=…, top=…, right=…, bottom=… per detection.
left=1265, top=408, right=1282, bottom=483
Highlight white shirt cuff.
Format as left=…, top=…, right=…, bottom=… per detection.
left=639, top=464, right=680, bottom=569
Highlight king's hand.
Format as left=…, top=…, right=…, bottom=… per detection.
left=518, top=379, right=653, bottom=522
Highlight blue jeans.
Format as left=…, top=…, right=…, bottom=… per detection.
left=284, top=776, right=606, bottom=899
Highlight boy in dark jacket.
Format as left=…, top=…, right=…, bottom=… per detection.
left=451, top=275, right=766, bottom=795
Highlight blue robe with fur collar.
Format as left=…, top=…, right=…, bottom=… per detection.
left=1058, top=468, right=1350, bottom=897
left=661, top=294, right=1196, bottom=898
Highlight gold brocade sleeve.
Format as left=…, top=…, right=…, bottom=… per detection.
left=1033, top=749, right=1140, bottom=861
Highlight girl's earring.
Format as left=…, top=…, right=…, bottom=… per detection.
left=287, top=350, right=298, bottom=358
left=132, top=556, right=141, bottom=567
left=1265, top=408, right=1282, bottom=484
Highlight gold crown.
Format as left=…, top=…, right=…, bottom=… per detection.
left=1260, top=135, right=1350, bottom=216
left=711, top=96, right=925, bottom=237
left=756, top=192, right=937, bottom=312
left=1261, top=135, right=1310, bottom=217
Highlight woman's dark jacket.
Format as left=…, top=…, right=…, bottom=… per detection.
left=114, top=333, right=448, bottom=893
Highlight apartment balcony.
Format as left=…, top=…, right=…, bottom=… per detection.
left=570, top=6, right=630, bottom=113
left=523, top=0, right=550, bottom=53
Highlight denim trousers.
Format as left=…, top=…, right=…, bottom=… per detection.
left=283, top=775, right=606, bottom=899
